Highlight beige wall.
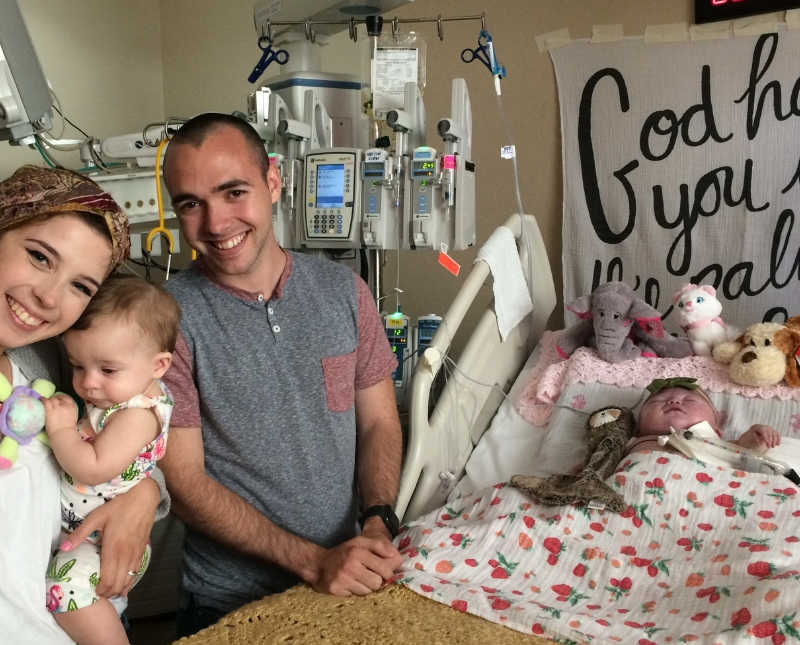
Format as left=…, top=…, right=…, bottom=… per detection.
left=1, top=0, right=165, bottom=178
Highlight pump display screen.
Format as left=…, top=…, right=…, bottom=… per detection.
left=386, top=325, right=408, bottom=381
left=412, top=160, right=435, bottom=177
left=315, top=164, right=345, bottom=208
left=363, top=162, right=384, bottom=177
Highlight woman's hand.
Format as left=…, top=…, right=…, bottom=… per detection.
left=60, top=478, right=159, bottom=597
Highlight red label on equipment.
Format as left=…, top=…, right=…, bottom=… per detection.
left=438, top=251, right=461, bottom=276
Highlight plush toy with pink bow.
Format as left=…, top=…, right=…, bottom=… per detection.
left=672, top=284, right=739, bottom=356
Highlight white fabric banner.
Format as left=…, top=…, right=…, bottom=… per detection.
left=551, top=30, right=800, bottom=328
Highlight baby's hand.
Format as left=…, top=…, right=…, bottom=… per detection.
left=737, top=424, right=781, bottom=452
left=43, top=394, right=79, bottom=437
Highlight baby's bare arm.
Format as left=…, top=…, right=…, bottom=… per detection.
left=46, top=404, right=159, bottom=485
left=735, top=424, right=781, bottom=451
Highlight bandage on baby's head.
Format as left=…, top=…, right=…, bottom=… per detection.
left=646, top=377, right=714, bottom=405
left=646, top=377, right=701, bottom=395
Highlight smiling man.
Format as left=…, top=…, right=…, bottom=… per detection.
left=159, top=114, right=403, bottom=637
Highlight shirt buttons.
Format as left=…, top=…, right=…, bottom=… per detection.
left=268, top=307, right=274, bottom=315
left=257, top=294, right=265, bottom=303
left=272, top=324, right=281, bottom=333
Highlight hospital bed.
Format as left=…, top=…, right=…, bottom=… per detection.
left=176, top=212, right=800, bottom=645
left=397, top=213, right=557, bottom=523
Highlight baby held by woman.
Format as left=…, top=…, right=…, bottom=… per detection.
left=629, top=377, right=781, bottom=456
left=44, top=274, right=179, bottom=645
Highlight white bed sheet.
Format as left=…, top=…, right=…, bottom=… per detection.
left=449, top=339, right=548, bottom=501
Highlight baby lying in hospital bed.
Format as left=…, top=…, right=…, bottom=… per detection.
left=632, top=377, right=800, bottom=484
left=178, top=343, right=800, bottom=645
left=511, top=376, right=788, bottom=513
left=630, top=377, right=781, bottom=455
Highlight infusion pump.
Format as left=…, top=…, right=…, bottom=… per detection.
left=298, top=141, right=474, bottom=252
left=302, top=148, right=361, bottom=249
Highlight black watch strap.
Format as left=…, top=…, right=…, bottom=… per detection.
left=360, top=504, right=400, bottom=538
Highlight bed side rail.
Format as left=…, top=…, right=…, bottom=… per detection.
left=397, top=214, right=556, bottom=522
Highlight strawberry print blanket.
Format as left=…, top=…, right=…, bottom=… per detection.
left=396, top=451, right=800, bottom=644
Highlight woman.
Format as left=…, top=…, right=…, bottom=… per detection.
left=0, top=165, right=168, bottom=644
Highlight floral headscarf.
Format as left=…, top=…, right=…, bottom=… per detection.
left=0, top=165, right=129, bottom=269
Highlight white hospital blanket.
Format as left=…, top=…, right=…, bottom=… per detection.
left=452, top=339, right=550, bottom=501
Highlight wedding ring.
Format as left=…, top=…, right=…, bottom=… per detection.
left=127, top=570, right=138, bottom=576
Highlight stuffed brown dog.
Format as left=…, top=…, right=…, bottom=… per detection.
left=713, top=322, right=787, bottom=386
left=779, top=316, right=800, bottom=386
left=714, top=321, right=800, bottom=387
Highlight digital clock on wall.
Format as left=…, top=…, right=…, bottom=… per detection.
left=696, top=0, right=800, bottom=24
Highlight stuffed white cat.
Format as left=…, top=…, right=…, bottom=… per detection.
left=672, top=284, right=738, bottom=356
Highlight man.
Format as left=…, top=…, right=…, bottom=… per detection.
left=159, top=113, right=403, bottom=637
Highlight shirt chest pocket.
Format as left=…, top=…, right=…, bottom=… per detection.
left=321, top=350, right=357, bottom=412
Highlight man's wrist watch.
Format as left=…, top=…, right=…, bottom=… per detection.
left=360, top=504, right=400, bottom=538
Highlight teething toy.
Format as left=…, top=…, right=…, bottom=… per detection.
left=0, top=374, right=55, bottom=469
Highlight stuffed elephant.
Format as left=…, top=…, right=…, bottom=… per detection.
left=556, top=281, right=692, bottom=363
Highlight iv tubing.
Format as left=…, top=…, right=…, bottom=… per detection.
left=493, top=88, right=535, bottom=319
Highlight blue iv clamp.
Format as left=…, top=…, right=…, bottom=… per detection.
left=248, top=37, right=289, bottom=83
left=460, top=30, right=506, bottom=80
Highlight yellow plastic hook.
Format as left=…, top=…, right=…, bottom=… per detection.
left=142, top=137, right=182, bottom=278
left=145, top=138, right=175, bottom=254
left=144, top=226, right=175, bottom=255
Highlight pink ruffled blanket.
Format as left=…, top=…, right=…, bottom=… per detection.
left=397, top=451, right=800, bottom=644
left=517, top=331, right=800, bottom=426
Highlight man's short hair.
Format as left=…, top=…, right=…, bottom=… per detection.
left=165, top=113, right=269, bottom=176
left=69, top=274, right=181, bottom=352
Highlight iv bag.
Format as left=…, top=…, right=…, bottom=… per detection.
left=370, top=30, right=427, bottom=120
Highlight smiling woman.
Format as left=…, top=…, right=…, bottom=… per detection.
left=0, top=165, right=129, bottom=355
left=0, top=165, right=170, bottom=645
left=0, top=215, right=111, bottom=351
